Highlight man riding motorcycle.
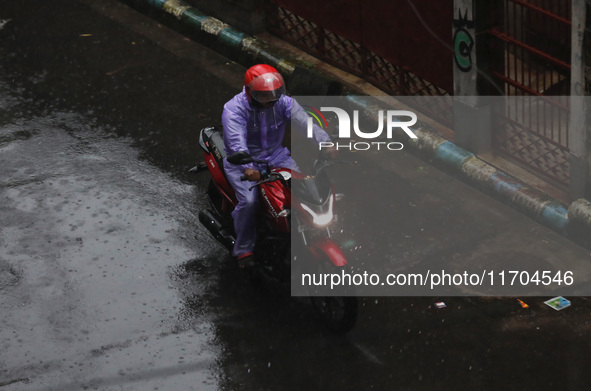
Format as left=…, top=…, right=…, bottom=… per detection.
left=221, top=64, right=335, bottom=268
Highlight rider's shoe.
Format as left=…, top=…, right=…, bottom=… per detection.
left=237, top=253, right=256, bottom=269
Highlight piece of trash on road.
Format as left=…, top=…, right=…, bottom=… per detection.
left=544, top=296, right=571, bottom=311
left=434, top=302, right=446, bottom=309
left=0, top=19, right=11, bottom=30
left=517, top=299, right=529, bottom=308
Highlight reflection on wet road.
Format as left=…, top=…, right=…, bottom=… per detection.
left=0, top=98, right=223, bottom=389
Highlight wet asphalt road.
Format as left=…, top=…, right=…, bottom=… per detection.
left=2, top=1, right=591, bottom=390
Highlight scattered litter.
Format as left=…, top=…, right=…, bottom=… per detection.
left=0, top=19, right=11, bottom=30
left=434, top=302, right=446, bottom=309
left=517, top=299, right=529, bottom=308
left=544, top=296, right=571, bottom=311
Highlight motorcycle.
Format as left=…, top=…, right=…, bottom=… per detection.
left=192, top=126, right=357, bottom=333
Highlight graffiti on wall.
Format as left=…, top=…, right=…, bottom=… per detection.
left=453, top=9, right=475, bottom=72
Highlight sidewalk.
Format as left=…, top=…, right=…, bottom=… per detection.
left=120, top=0, right=591, bottom=248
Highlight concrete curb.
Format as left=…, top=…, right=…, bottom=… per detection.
left=409, top=127, right=570, bottom=235
left=124, top=0, right=342, bottom=95
left=124, top=0, right=591, bottom=246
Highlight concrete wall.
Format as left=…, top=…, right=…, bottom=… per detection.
left=584, top=2, right=591, bottom=198
left=572, top=0, right=590, bottom=199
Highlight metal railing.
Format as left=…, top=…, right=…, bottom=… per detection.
left=489, top=0, right=571, bottom=188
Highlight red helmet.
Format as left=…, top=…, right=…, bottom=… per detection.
left=244, top=64, right=286, bottom=104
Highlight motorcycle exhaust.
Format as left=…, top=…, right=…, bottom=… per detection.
left=188, top=162, right=208, bottom=174
left=199, top=209, right=235, bottom=251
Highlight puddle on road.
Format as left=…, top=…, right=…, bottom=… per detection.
left=0, top=107, right=225, bottom=390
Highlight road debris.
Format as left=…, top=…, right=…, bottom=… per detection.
left=544, top=296, right=571, bottom=311
left=517, top=299, right=529, bottom=308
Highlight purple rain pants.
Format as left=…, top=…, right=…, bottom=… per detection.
left=221, top=89, right=329, bottom=257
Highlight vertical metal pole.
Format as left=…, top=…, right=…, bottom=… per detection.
left=453, top=0, right=494, bottom=154
left=453, top=0, right=477, bottom=98
left=570, top=0, right=588, bottom=199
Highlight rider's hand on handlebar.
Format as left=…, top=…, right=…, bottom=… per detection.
left=244, top=169, right=261, bottom=182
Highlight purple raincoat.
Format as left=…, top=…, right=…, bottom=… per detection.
left=221, top=89, right=331, bottom=257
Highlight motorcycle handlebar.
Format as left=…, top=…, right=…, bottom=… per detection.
left=240, top=169, right=270, bottom=183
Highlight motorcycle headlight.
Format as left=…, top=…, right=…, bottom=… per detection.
left=300, top=194, right=334, bottom=227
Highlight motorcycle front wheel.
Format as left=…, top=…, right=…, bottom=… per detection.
left=310, top=295, right=358, bottom=334
left=295, top=240, right=358, bottom=333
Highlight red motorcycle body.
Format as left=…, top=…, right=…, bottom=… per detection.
left=194, top=126, right=356, bottom=333
left=197, top=126, right=347, bottom=268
